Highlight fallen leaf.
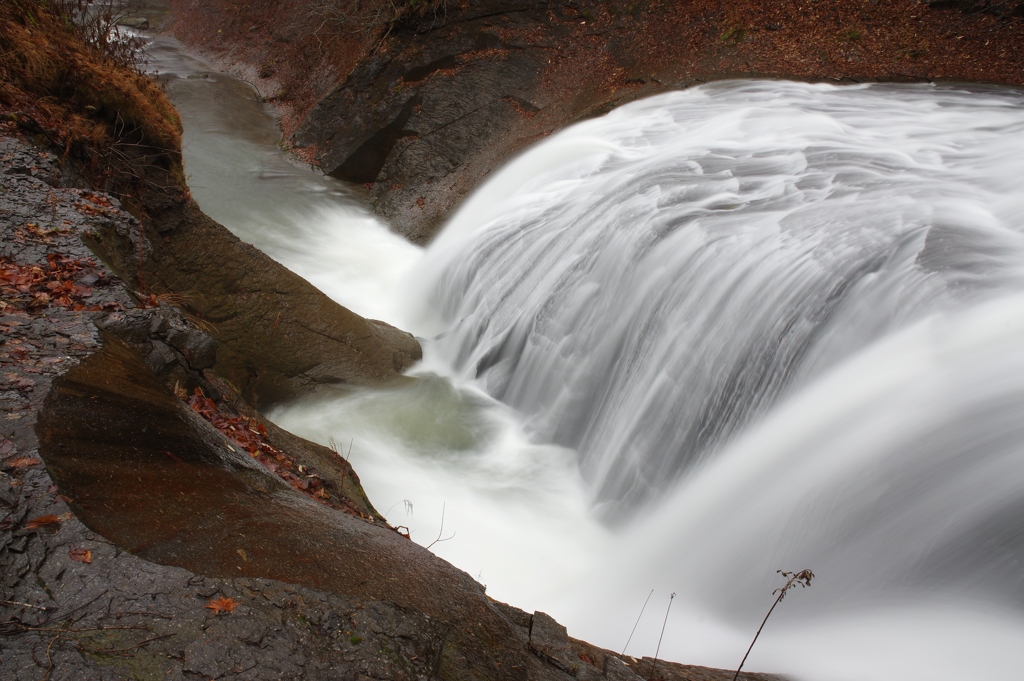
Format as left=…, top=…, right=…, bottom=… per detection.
left=205, top=597, right=239, bottom=615
left=25, top=515, right=61, bottom=530
left=69, top=548, right=92, bottom=564
left=3, top=456, right=40, bottom=469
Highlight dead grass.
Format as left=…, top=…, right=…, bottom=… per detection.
left=0, top=0, right=182, bottom=186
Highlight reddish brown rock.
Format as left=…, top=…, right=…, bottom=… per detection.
left=168, top=0, right=1024, bottom=242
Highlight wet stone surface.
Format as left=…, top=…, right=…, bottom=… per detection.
left=0, top=136, right=450, bottom=680
left=1, top=133, right=783, bottom=680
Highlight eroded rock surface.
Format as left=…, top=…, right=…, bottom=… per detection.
left=87, top=189, right=422, bottom=406
left=6, top=132, right=773, bottom=681
left=169, top=0, right=1024, bottom=243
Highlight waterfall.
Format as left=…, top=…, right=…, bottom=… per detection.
left=412, top=80, right=1024, bottom=517
left=271, top=80, right=1024, bottom=680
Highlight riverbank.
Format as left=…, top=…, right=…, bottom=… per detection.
left=0, top=133, right=426, bottom=680
left=167, top=0, right=1024, bottom=242
left=0, top=0, right=421, bottom=408
left=0, top=2, right=782, bottom=678
left=0, top=126, right=773, bottom=681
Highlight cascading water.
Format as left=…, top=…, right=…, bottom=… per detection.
left=157, top=47, right=1024, bottom=681
left=411, top=80, right=1024, bottom=518
left=370, top=82, right=1024, bottom=679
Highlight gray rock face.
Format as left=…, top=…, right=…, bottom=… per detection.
left=96, top=305, right=218, bottom=372
left=3, top=110, right=789, bottom=681
left=292, top=3, right=557, bottom=243
left=605, top=655, right=644, bottom=681
left=116, top=16, right=150, bottom=29
left=530, top=611, right=577, bottom=675
left=0, top=133, right=575, bottom=681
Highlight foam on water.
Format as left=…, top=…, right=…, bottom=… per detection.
left=390, top=81, right=1024, bottom=678
left=158, top=52, right=1024, bottom=679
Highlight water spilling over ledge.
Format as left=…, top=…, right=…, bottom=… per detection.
left=275, top=80, right=1024, bottom=680
left=140, top=40, right=1024, bottom=677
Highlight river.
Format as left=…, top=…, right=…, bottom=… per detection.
left=148, top=36, right=1024, bottom=681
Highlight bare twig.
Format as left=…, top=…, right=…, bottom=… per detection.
left=0, top=600, right=49, bottom=611
left=51, top=0, right=148, bottom=72
left=38, top=633, right=60, bottom=681
left=328, top=436, right=353, bottom=461
left=6, top=623, right=150, bottom=634
left=732, top=569, right=814, bottom=681
left=622, top=589, right=653, bottom=656
left=385, top=499, right=414, bottom=518
left=76, top=632, right=173, bottom=656
left=121, top=611, right=175, bottom=620
left=648, top=592, right=675, bottom=681
left=425, top=501, right=455, bottom=549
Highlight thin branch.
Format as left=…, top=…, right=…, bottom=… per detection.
left=76, top=632, right=173, bottom=656
left=425, top=501, right=455, bottom=549
left=385, top=498, right=413, bottom=518
left=732, top=569, right=814, bottom=681
left=5, top=623, right=150, bottom=635
left=621, top=589, right=653, bottom=656
left=648, top=592, right=675, bottom=681
left=0, top=600, right=50, bottom=611
left=38, top=633, right=60, bottom=681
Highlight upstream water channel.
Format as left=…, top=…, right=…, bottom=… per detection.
left=148, top=35, right=1024, bottom=681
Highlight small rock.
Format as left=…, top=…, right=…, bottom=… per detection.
left=117, top=17, right=149, bottom=29
left=165, top=326, right=217, bottom=370
left=146, top=340, right=177, bottom=374
left=530, top=611, right=576, bottom=674
left=605, top=656, right=643, bottom=681
left=576, top=663, right=606, bottom=681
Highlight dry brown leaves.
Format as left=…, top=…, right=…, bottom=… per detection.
left=69, top=548, right=92, bottom=564
left=188, top=389, right=329, bottom=497
left=184, top=388, right=374, bottom=521
left=205, top=597, right=239, bottom=615
left=0, top=254, right=118, bottom=313
left=1, top=456, right=40, bottom=470
left=25, top=515, right=61, bottom=530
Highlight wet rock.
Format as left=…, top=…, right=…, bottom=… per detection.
left=117, top=16, right=150, bottom=29
left=97, top=305, right=218, bottom=373
left=88, top=194, right=422, bottom=404
left=605, top=655, right=644, bottom=681
left=171, top=0, right=1024, bottom=243
left=0, top=132, right=553, bottom=681
left=292, top=3, right=554, bottom=242
left=165, top=323, right=217, bottom=369
left=576, top=663, right=607, bottom=681
left=531, top=610, right=578, bottom=674
left=145, top=338, right=178, bottom=373
left=0, top=473, right=20, bottom=507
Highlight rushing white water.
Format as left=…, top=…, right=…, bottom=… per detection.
left=158, top=57, right=1024, bottom=680
left=393, top=81, right=1024, bottom=679
left=147, top=35, right=421, bottom=322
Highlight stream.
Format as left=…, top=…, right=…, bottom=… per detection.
left=149, top=36, right=1024, bottom=681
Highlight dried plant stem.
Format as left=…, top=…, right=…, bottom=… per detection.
left=733, top=569, right=814, bottom=681
left=0, top=599, right=49, bottom=610
left=622, top=588, right=653, bottom=656
left=732, top=597, right=781, bottom=681
left=425, top=501, right=455, bottom=549
left=648, top=592, right=675, bottom=681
